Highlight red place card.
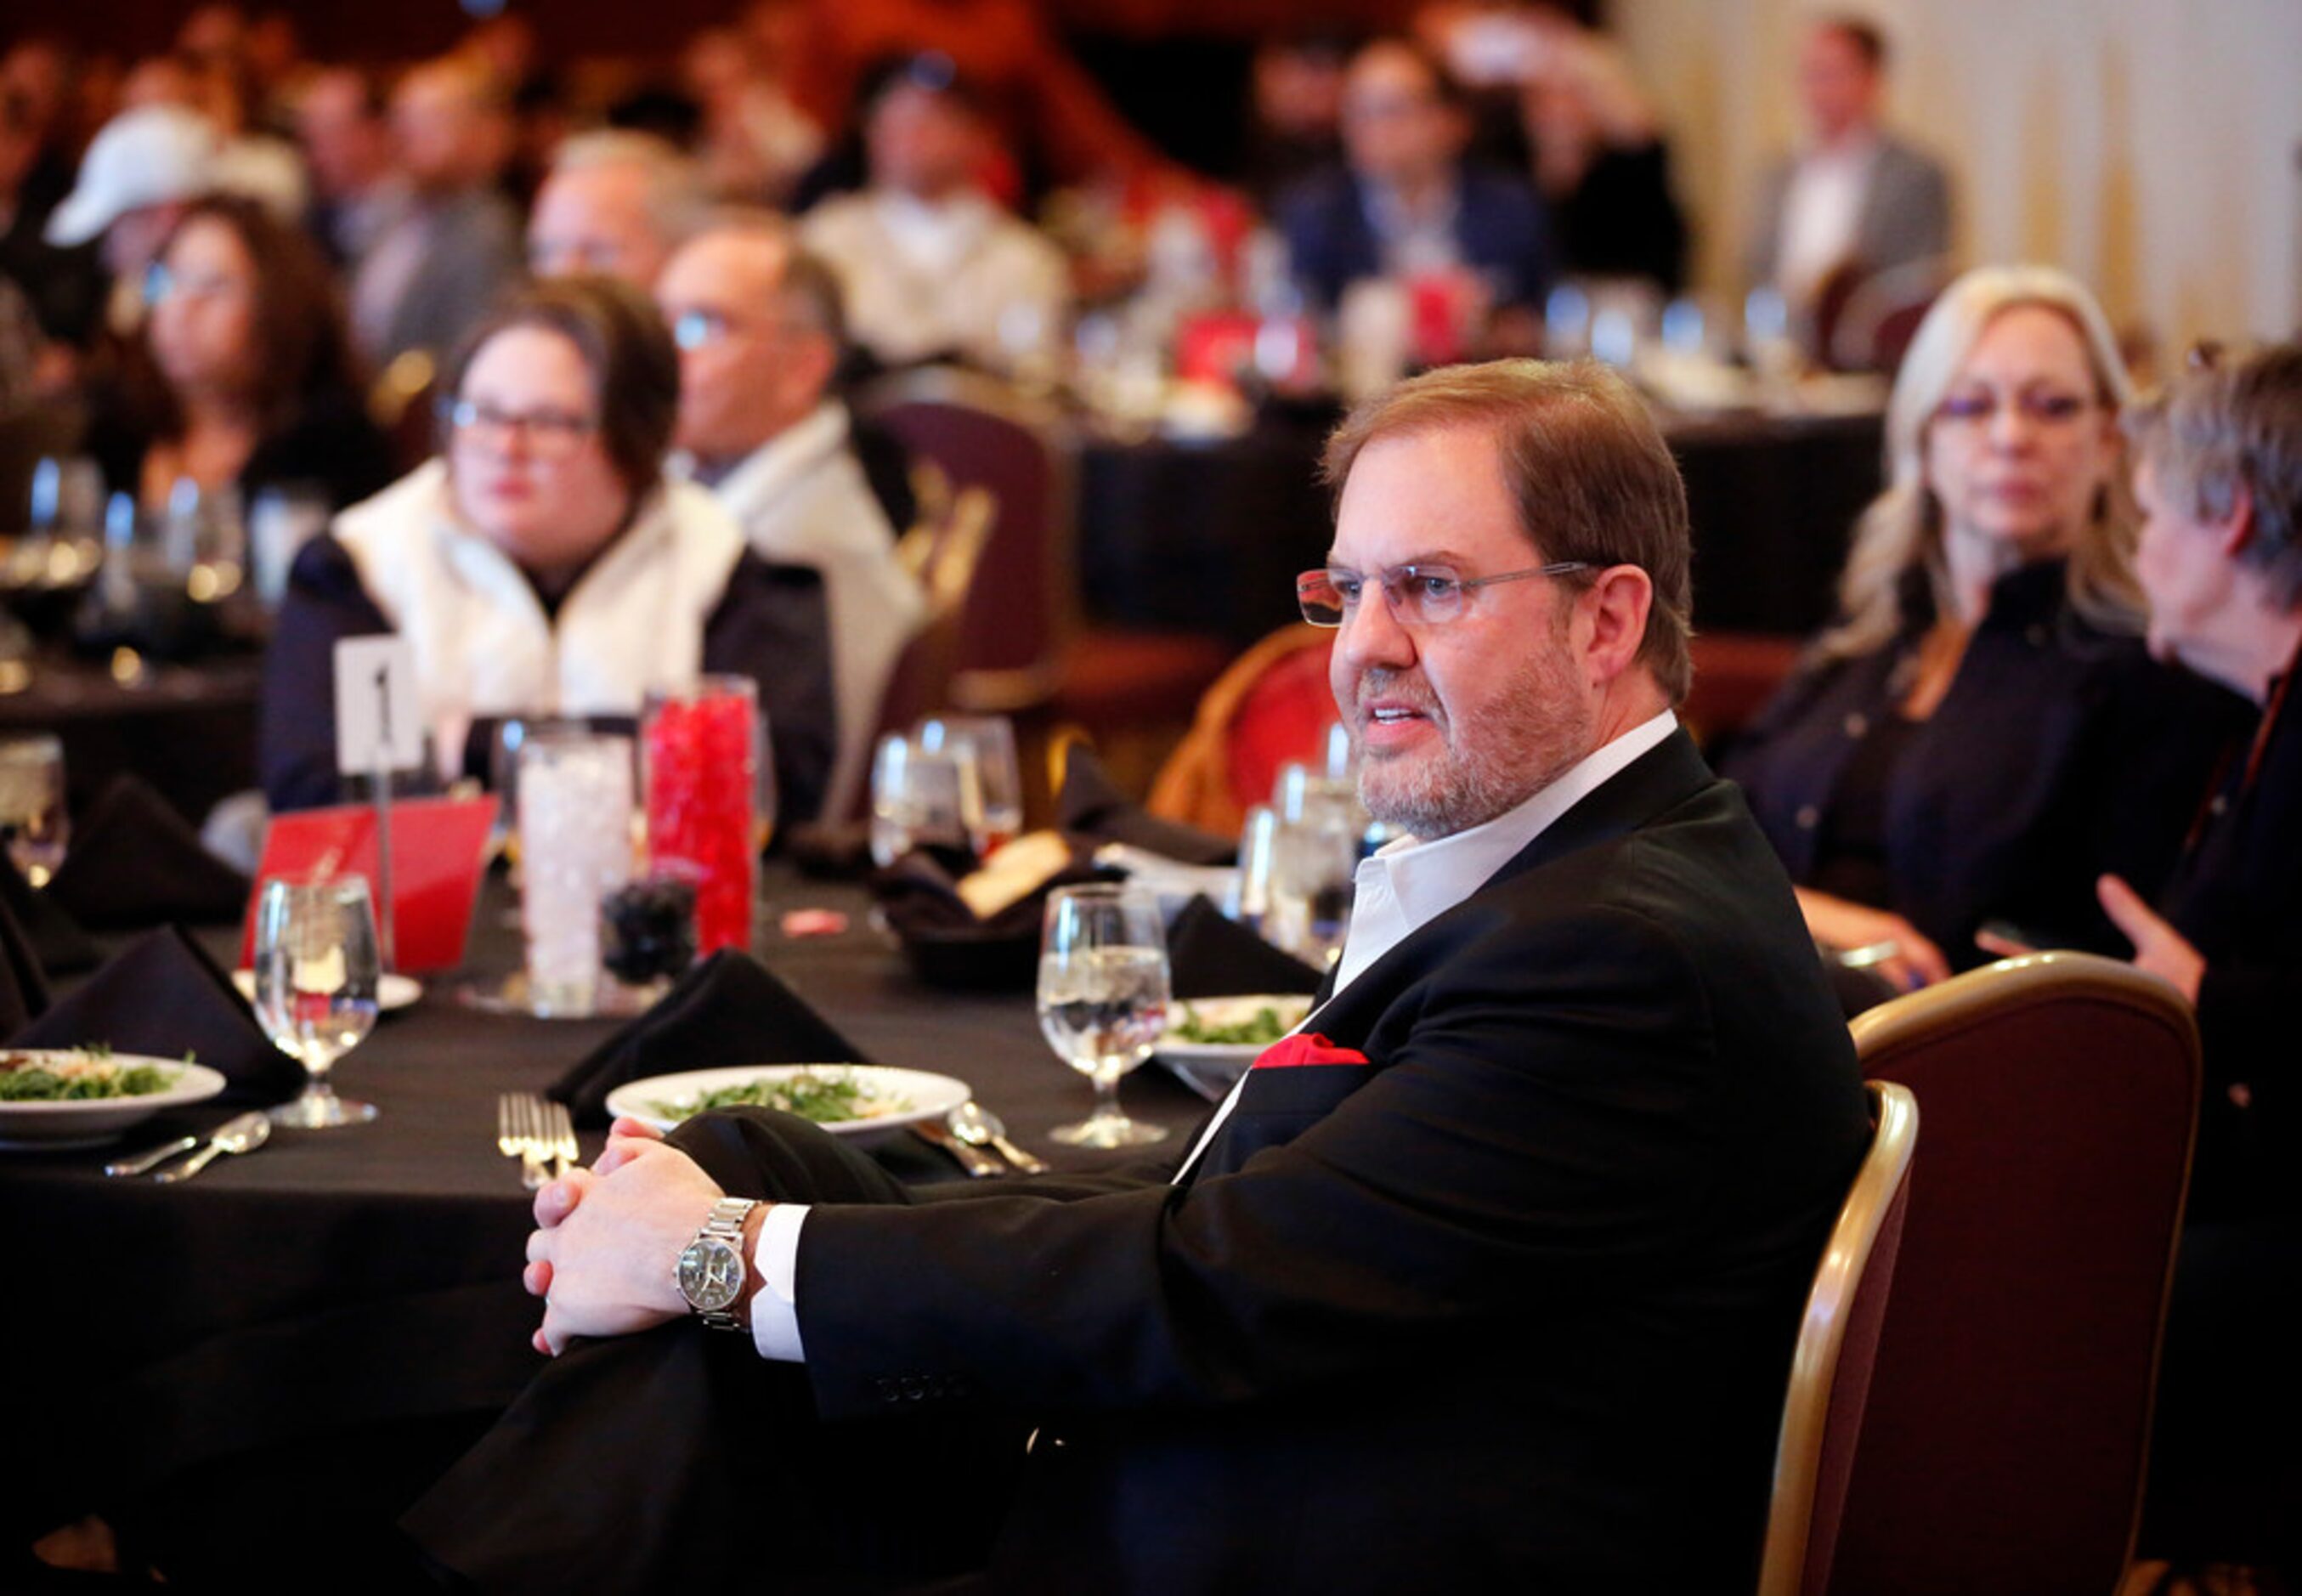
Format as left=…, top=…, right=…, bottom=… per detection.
left=241, top=796, right=500, bottom=973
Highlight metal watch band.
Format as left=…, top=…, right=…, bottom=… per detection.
left=694, top=1197, right=758, bottom=1332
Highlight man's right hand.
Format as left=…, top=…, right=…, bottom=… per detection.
left=1794, top=887, right=1952, bottom=993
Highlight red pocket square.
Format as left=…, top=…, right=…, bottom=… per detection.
left=1251, top=1033, right=1371, bottom=1070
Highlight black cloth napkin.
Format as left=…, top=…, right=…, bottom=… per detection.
left=551, top=950, right=872, bottom=1128
left=46, top=774, right=252, bottom=930
left=11, top=925, right=303, bottom=1104
left=0, top=855, right=100, bottom=975
left=1056, top=747, right=1236, bottom=867
left=1166, top=894, right=1323, bottom=1000
left=869, top=847, right=1114, bottom=991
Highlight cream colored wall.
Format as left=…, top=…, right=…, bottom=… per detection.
left=1613, top=0, right=2302, bottom=353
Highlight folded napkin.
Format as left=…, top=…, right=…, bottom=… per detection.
left=1166, top=894, right=1323, bottom=1000
left=46, top=774, right=253, bottom=930
left=0, top=886, right=48, bottom=1033
left=551, top=950, right=872, bottom=1127
left=11, top=925, right=303, bottom=1103
left=0, top=855, right=100, bottom=975
left=1057, top=747, right=1236, bottom=867
left=870, top=837, right=1114, bottom=991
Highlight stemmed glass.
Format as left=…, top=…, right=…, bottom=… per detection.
left=918, top=715, right=1023, bottom=856
left=1036, top=884, right=1171, bottom=1147
left=0, top=735, right=69, bottom=886
left=252, top=876, right=382, bottom=1128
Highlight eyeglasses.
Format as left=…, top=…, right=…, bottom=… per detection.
left=1296, top=561, right=1591, bottom=628
left=142, top=264, right=252, bottom=308
left=1932, top=388, right=2098, bottom=427
left=669, top=308, right=808, bottom=353
left=442, top=398, right=599, bottom=457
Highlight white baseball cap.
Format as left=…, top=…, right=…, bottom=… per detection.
left=45, top=105, right=222, bottom=247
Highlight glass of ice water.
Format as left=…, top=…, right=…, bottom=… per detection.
left=0, top=735, right=69, bottom=886
left=252, top=875, right=382, bottom=1129
left=1036, top=884, right=1171, bottom=1148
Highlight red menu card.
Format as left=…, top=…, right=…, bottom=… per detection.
left=240, top=796, right=500, bottom=972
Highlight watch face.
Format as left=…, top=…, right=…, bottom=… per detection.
left=676, top=1237, right=743, bottom=1313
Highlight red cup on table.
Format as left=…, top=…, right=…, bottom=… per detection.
left=642, top=676, right=758, bottom=956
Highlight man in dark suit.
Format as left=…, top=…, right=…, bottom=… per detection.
left=410, top=359, right=1869, bottom=1593
left=1276, top=38, right=1555, bottom=319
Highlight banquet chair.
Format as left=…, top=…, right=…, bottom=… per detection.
left=836, top=484, right=998, bottom=820
left=1145, top=624, right=1338, bottom=837
left=1829, top=952, right=2201, bottom=1595
left=858, top=366, right=1077, bottom=714
left=368, top=348, right=438, bottom=473
left=1758, top=1079, right=1920, bottom=1596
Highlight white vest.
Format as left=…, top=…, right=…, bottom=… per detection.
left=331, top=460, right=746, bottom=774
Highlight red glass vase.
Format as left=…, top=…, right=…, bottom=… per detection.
left=642, top=676, right=756, bottom=956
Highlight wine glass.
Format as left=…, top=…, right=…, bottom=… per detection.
left=252, top=876, right=382, bottom=1128
left=1036, top=884, right=1171, bottom=1147
left=918, top=715, right=1023, bottom=857
left=0, top=735, right=69, bottom=886
left=869, top=733, right=970, bottom=868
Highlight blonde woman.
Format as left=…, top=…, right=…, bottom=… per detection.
left=1722, top=265, right=2238, bottom=996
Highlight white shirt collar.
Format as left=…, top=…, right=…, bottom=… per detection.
left=682, top=401, right=849, bottom=518
left=1330, top=708, right=1679, bottom=994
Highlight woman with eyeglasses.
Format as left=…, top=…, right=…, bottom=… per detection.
left=82, top=193, right=396, bottom=513
left=1720, top=264, right=2237, bottom=1000
left=258, top=274, right=834, bottom=820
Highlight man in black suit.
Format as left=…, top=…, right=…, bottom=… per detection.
left=410, top=359, right=1869, bottom=1593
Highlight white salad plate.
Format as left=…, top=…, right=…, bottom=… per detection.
left=0, top=1054, right=229, bottom=1150
left=1155, top=993, right=1316, bottom=1088
left=606, top=1064, right=973, bottom=1144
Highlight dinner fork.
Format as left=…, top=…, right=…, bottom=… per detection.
left=545, top=1099, right=578, bottom=1180
left=495, top=1093, right=546, bottom=1191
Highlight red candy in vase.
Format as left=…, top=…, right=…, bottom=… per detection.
left=642, top=676, right=757, bottom=955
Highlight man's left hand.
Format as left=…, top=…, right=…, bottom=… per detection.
left=524, top=1124, right=725, bottom=1356
left=2097, top=873, right=2206, bottom=1005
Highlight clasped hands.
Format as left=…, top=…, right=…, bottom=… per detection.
left=521, top=1116, right=731, bottom=1357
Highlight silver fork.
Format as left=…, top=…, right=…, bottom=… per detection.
left=495, top=1093, right=546, bottom=1190
left=545, top=1099, right=578, bottom=1180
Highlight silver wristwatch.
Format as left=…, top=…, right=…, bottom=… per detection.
left=674, top=1197, right=760, bottom=1331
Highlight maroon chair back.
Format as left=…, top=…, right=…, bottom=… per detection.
left=1832, top=953, right=2201, bottom=1595
left=1761, top=1081, right=1919, bottom=1596
left=859, top=368, right=1074, bottom=713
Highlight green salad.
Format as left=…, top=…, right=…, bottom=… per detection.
left=1171, top=1003, right=1296, bottom=1046
left=649, top=1068, right=905, bottom=1126
left=0, top=1049, right=178, bottom=1101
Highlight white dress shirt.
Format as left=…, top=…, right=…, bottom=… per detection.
left=1775, top=135, right=1877, bottom=303
left=750, top=710, right=1681, bottom=1359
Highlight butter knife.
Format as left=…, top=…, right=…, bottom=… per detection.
left=913, top=1119, right=1002, bottom=1177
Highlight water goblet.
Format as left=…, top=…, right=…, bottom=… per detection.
left=869, top=733, right=970, bottom=869
left=1036, top=884, right=1171, bottom=1148
left=252, top=875, right=382, bottom=1129
left=918, top=715, right=1023, bottom=857
left=0, top=735, right=68, bottom=886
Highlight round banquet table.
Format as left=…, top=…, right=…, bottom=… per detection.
left=0, top=869, right=1217, bottom=1546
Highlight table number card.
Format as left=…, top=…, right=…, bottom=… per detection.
left=334, top=636, right=424, bottom=776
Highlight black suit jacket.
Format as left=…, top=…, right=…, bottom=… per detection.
left=800, top=730, right=1869, bottom=1592
left=1275, top=165, right=1558, bottom=313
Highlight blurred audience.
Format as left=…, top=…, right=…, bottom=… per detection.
left=776, top=0, right=1166, bottom=191
left=658, top=212, right=925, bottom=821
left=800, top=54, right=1068, bottom=376
left=1721, top=266, right=2233, bottom=999
left=261, top=276, right=834, bottom=824
left=1275, top=38, right=1554, bottom=320
left=683, top=25, right=824, bottom=207
left=81, top=194, right=393, bottom=512
left=0, top=83, right=105, bottom=355
left=1744, top=16, right=1951, bottom=324
left=1516, top=12, right=1685, bottom=296
left=350, top=58, right=522, bottom=370
left=1, top=37, right=82, bottom=219
left=43, top=102, right=219, bottom=339
left=1239, top=29, right=1352, bottom=206
left=528, top=130, right=708, bottom=290
left=296, top=66, right=403, bottom=269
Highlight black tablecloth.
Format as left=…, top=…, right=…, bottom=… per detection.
left=0, top=653, right=262, bottom=826
left=0, top=869, right=1213, bottom=1540
left=1077, top=410, right=1883, bottom=645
